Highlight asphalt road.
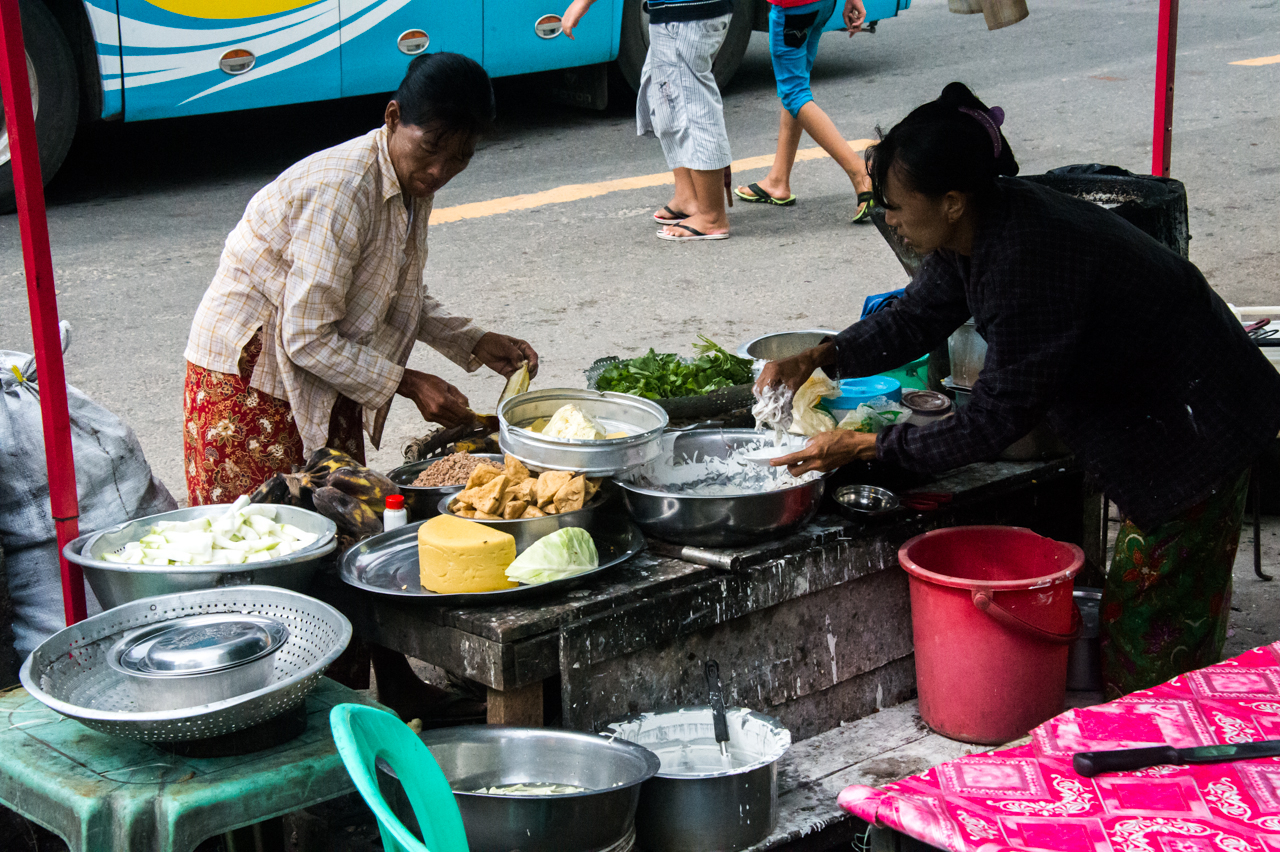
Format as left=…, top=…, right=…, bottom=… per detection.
left=1, top=0, right=1277, bottom=497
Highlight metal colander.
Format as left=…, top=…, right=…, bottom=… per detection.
left=19, top=586, right=351, bottom=742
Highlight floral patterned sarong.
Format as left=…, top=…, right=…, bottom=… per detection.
left=183, top=332, right=365, bottom=506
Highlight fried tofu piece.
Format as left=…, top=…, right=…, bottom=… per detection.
left=451, top=489, right=477, bottom=510
left=502, top=499, right=528, bottom=520
left=474, top=510, right=503, bottom=520
left=520, top=505, right=547, bottom=519
left=583, top=478, right=601, bottom=501
left=503, top=455, right=531, bottom=485
left=450, top=504, right=477, bottom=518
left=552, top=475, right=587, bottom=514
left=472, top=474, right=508, bottom=515
left=465, top=464, right=504, bottom=491
left=511, top=477, right=537, bottom=504
left=535, top=470, right=573, bottom=508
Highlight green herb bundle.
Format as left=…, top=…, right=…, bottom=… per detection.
left=595, top=336, right=753, bottom=400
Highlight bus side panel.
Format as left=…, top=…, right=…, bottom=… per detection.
left=84, top=0, right=124, bottom=119
left=482, top=0, right=612, bottom=78
left=822, top=0, right=909, bottom=31
left=115, top=0, right=341, bottom=121
left=339, top=0, right=482, bottom=98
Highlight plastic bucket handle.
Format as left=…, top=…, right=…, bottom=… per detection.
left=971, top=591, right=1082, bottom=645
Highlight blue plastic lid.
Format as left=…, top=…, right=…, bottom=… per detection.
left=826, top=376, right=903, bottom=407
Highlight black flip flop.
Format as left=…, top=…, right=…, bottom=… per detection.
left=734, top=182, right=797, bottom=206
left=654, top=205, right=691, bottom=224
left=656, top=223, right=730, bottom=242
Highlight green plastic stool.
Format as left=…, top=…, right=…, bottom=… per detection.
left=330, top=703, right=470, bottom=852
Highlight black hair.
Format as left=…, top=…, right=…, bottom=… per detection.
left=869, top=82, right=1019, bottom=208
left=392, top=52, right=496, bottom=139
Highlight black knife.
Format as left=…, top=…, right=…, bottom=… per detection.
left=1074, top=740, right=1280, bottom=777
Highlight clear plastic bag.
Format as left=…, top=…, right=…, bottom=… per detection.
left=790, top=369, right=839, bottom=436
left=836, top=396, right=909, bottom=434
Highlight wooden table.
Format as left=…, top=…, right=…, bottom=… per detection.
left=335, top=458, right=1092, bottom=735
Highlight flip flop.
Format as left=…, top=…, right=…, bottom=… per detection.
left=734, top=182, right=797, bottom=206
left=851, top=191, right=875, bottom=224
left=654, top=205, right=691, bottom=224
left=656, top=223, right=730, bottom=242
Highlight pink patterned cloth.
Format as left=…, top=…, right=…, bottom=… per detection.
left=839, top=643, right=1280, bottom=852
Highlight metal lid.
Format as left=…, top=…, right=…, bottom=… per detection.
left=901, top=390, right=952, bottom=413
left=116, top=614, right=289, bottom=676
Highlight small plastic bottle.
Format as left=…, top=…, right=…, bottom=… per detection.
left=383, top=493, right=408, bottom=531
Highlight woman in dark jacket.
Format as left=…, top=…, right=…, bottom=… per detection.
left=761, top=83, right=1280, bottom=698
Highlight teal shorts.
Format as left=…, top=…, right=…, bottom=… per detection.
left=769, top=0, right=837, bottom=117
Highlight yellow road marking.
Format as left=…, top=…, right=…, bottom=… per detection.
left=431, top=138, right=877, bottom=224
left=1231, top=53, right=1280, bottom=66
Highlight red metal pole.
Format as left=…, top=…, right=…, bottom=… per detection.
left=1151, top=0, right=1179, bottom=177
left=0, top=0, right=86, bottom=623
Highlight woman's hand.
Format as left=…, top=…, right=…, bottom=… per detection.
left=753, top=341, right=835, bottom=397
left=561, top=0, right=595, bottom=39
left=843, top=0, right=867, bottom=34
left=472, top=332, right=540, bottom=378
left=397, top=369, right=473, bottom=427
left=772, top=429, right=878, bottom=475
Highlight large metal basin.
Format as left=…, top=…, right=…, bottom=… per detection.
left=615, top=430, right=827, bottom=547
left=65, top=504, right=337, bottom=610
left=736, top=329, right=838, bottom=362
left=384, top=725, right=660, bottom=852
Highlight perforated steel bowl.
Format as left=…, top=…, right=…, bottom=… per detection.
left=19, top=586, right=351, bottom=741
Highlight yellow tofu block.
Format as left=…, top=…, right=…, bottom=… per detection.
left=418, top=515, right=517, bottom=594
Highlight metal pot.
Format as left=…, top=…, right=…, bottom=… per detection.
left=736, top=329, right=838, bottom=362
left=615, top=430, right=826, bottom=547
left=606, top=707, right=791, bottom=852
left=106, top=613, right=289, bottom=711
left=65, top=504, right=338, bottom=610
left=499, top=389, right=669, bottom=476
left=387, top=453, right=504, bottom=521
left=383, top=725, right=660, bottom=852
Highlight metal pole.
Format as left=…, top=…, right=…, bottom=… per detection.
left=1151, top=0, right=1179, bottom=177
left=0, top=0, right=86, bottom=623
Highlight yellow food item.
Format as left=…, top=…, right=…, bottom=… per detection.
left=418, top=515, right=518, bottom=593
left=526, top=418, right=550, bottom=433
left=605, top=431, right=629, bottom=440
left=543, top=404, right=606, bottom=441
left=497, top=361, right=531, bottom=409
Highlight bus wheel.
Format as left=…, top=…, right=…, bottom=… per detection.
left=617, top=0, right=755, bottom=93
left=0, top=0, right=79, bottom=215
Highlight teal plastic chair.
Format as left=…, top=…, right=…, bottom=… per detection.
left=330, top=703, right=471, bottom=852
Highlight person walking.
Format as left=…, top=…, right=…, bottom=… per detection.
left=563, top=0, right=735, bottom=241
left=735, top=0, right=875, bottom=223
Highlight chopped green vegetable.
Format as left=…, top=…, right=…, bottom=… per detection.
left=595, top=335, right=752, bottom=400
left=505, top=527, right=599, bottom=585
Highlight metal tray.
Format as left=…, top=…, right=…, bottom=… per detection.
left=498, top=388, right=668, bottom=476
left=339, top=516, right=645, bottom=606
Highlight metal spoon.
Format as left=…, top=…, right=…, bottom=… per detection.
left=705, top=659, right=731, bottom=760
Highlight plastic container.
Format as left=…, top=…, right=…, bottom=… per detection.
left=824, top=376, right=902, bottom=422
left=879, top=356, right=929, bottom=391
left=898, top=526, right=1084, bottom=744
left=383, top=494, right=407, bottom=531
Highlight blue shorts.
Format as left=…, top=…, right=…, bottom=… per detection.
left=769, top=0, right=837, bottom=117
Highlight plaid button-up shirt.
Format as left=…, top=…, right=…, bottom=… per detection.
left=833, top=179, right=1280, bottom=529
left=185, top=125, right=487, bottom=454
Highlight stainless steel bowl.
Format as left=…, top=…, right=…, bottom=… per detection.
left=606, top=707, right=791, bottom=852
left=834, top=484, right=901, bottom=519
left=437, top=490, right=609, bottom=554
left=387, top=453, right=504, bottom=521
left=65, top=504, right=338, bottom=610
left=736, top=329, right=839, bottom=362
left=499, top=388, right=668, bottom=476
left=107, top=614, right=290, bottom=711
left=382, top=725, right=661, bottom=852
left=615, top=430, right=827, bottom=547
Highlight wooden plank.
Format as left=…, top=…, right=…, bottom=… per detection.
left=487, top=681, right=543, bottom=726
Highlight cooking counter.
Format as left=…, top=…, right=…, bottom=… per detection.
left=324, top=457, right=1096, bottom=736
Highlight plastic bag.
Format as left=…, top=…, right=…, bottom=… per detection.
left=1, top=324, right=177, bottom=658
left=836, top=396, right=909, bottom=433
left=789, top=369, right=839, bottom=436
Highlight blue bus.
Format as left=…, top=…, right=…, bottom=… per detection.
left=8, top=0, right=910, bottom=209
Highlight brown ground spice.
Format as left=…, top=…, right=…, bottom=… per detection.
left=412, top=452, right=502, bottom=487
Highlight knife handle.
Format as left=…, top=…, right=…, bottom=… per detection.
left=1073, top=745, right=1181, bottom=777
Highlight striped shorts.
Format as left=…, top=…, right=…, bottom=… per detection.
left=636, top=14, right=734, bottom=171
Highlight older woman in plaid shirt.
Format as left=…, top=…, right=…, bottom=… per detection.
left=183, top=53, right=537, bottom=507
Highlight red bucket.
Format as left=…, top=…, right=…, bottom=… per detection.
left=898, top=526, right=1084, bottom=744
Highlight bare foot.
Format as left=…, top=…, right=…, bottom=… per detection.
left=660, top=212, right=728, bottom=238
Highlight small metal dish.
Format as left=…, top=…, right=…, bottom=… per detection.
left=107, top=614, right=290, bottom=711
left=387, top=453, right=505, bottom=521
left=833, top=484, right=901, bottom=520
